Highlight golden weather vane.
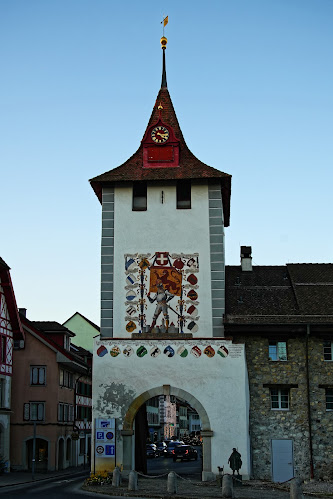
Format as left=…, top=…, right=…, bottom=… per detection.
left=161, top=15, right=168, bottom=37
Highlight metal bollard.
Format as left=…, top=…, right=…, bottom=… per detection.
left=167, top=471, right=178, bottom=494
left=112, top=466, right=121, bottom=487
left=128, top=470, right=138, bottom=491
left=290, top=479, right=304, bottom=499
left=222, top=474, right=234, bottom=498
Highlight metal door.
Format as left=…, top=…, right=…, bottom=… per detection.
left=271, top=439, right=294, bottom=482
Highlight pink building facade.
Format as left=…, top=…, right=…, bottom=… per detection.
left=11, top=315, right=91, bottom=471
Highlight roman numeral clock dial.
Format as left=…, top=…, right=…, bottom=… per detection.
left=151, top=126, right=169, bottom=144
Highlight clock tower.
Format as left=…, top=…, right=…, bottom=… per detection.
left=90, top=36, right=250, bottom=480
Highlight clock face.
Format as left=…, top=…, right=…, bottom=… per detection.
left=151, top=126, right=169, bottom=144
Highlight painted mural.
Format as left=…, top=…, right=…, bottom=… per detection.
left=124, top=252, right=199, bottom=335
left=97, top=342, right=230, bottom=359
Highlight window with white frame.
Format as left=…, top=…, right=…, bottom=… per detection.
left=269, top=341, right=287, bottom=361
left=270, top=388, right=289, bottom=410
left=147, top=411, right=159, bottom=424
left=24, top=402, right=45, bottom=421
left=323, top=341, right=333, bottom=361
left=58, top=402, right=74, bottom=422
left=64, top=335, right=71, bottom=350
left=179, top=406, right=187, bottom=416
left=326, top=389, right=333, bottom=410
left=30, top=366, right=46, bottom=386
left=59, top=369, right=74, bottom=388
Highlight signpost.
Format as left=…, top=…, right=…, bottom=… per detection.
left=94, top=418, right=116, bottom=473
left=32, top=421, right=36, bottom=480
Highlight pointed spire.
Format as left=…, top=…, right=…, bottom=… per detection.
left=161, top=36, right=167, bottom=88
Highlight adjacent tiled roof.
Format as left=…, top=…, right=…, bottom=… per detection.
left=22, top=316, right=89, bottom=367
left=71, top=342, right=93, bottom=358
left=225, top=264, right=333, bottom=325
left=0, top=257, right=10, bottom=270
left=0, top=257, right=24, bottom=339
left=287, top=264, right=333, bottom=317
left=90, top=86, right=231, bottom=226
left=32, top=321, right=76, bottom=337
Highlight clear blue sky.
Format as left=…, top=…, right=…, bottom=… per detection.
left=1, top=0, right=332, bottom=325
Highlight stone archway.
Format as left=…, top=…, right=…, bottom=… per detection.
left=121, top=384, right=214, bottom=481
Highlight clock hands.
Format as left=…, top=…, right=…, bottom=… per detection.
left=151, top=126, right=169, bottom=143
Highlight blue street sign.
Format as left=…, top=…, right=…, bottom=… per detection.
left=105, top=445, right=115, bottom=456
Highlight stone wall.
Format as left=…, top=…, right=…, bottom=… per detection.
left=308, top=335, right=333, bottom=475
left=235, top=333, right=333, bottom=481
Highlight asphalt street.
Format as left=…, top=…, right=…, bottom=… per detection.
left=147, top=453, right=202, bottom=477
left=0, top=473, right=146, bottom=499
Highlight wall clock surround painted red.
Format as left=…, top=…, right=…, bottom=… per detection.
left=142, top=118, right=179, bottom=168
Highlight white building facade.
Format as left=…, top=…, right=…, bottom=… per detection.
left=90, top=39, right=250, bottom=480
left=0, top=258, right=24, bottom=471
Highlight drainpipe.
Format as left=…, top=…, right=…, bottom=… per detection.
left=305, top=324, right=314, bottom=479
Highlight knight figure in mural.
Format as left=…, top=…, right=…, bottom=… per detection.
left=148, top=279, right=174, bottom=332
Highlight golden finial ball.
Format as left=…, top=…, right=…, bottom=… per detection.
left=160, top=36, right=168, bottom=49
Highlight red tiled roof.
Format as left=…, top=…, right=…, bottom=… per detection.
left=32, top=321, right=76, bottom=337
left=21, top=316, right=89, bottom=367
left=90, top=87, right=231, bottom=226
left=0, top=257, right=24, bottom=340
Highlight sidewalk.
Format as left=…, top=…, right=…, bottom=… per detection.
left=0, top=465, right=89, bottom=487
left=1, top=468, right=333, bottom=499
left=82, top=474, right=333, bottom=499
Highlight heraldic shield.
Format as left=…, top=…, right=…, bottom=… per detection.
left=149, top=266, right=182, bottom=296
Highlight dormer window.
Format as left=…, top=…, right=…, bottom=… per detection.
left=177, top=180, right=191, bottom=209
left=133, top=182, right=147, bottom=211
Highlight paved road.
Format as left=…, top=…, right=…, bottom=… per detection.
left=0, top=474, right=110, bottom=499
left=2, top=468, right=326, bottom=499
left=147, top=454, right=202, bottom=477
left=147, top=446, right=202, bottom=477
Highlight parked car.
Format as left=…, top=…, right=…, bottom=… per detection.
left=172, top=445, right=198, bottom=462
left=146, top=443, right=159, bottom=458
left=166, top=440, right=183, bottom=457
left=156, top=441, right=168, bottom=456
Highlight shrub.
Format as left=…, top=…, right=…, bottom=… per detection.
left=85, top=471, right=113, bottom=486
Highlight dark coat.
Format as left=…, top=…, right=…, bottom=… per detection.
left=228, top=450, right=242, bottom=471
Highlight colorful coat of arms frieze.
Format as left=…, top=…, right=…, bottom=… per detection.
left=124, top=252, right=199, bottom=335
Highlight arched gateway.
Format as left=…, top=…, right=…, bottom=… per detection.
left=91, top=35, right=250, bottom=481
left=122, top=386, right=212, bottom=477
